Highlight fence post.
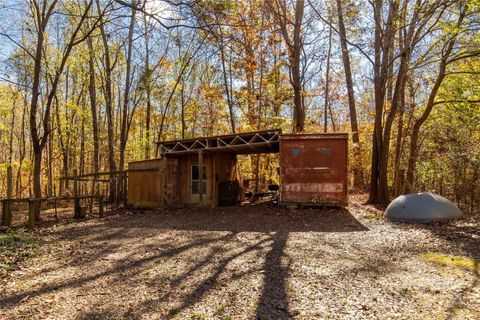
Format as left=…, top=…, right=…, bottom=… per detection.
left=73, top=169, right=81, bottom=218
left=2, top=166, right=13, bottom=226
left=123, top=172, right=128, bottom=208
left=27, top=200, right=35, bottom=228
left=1, top=201, right=8, bottom=226
left=98, top=196, right=104, bottom=218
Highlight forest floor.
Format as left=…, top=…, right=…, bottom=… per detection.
left=0, top=194, right=479, bottom=320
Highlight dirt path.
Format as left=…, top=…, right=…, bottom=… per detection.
left=1, top=198, right=479, bottom=319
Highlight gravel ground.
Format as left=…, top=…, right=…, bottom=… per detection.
left=0, top=196, right=479, bottom=319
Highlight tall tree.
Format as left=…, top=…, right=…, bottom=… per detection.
left=368, top=0, right=457, bottom=204
left=336, top=0, right=361, bottom=187
left=28, top=0, right=95, bottom=219
left=118, top=2, right=137, bottom=200
left=269, top=0, right=305, bottom=132
left=406, top=4, right=469, bottom=189
left=96, top=0, right=117, bottom=201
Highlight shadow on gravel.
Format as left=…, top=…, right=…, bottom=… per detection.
left=0, top=205, right=368, bottom=317
left=0, top=233, right=235, bottom=309
left=256, top=231, right=291, bottom=320
left=157, top=205, right=369, bottom=233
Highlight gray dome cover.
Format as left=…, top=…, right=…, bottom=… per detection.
left=385, top=193, right=463, bottom=223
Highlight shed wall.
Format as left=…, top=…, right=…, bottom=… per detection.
left=128, top=159, right=164, bottom=208
left=128, top=153, right=237, bottom=208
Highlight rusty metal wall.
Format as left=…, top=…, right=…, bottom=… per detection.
left=279, top=134, right=348, bottom=206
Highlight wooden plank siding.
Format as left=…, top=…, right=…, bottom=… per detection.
left=128, top=159, right=164, bottom=208
left=128, top=153, right=237, bottom=208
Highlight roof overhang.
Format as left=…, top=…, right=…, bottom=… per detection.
left=156, top=129, right=282, bottom=156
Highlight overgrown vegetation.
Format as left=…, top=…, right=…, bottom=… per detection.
left=0, top=230, right=36, bottom=278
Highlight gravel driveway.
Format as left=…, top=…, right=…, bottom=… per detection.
left=1, top=197, right=478, bottom=319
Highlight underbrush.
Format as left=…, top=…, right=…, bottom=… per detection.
left=0, top=229, right=37, bottom=278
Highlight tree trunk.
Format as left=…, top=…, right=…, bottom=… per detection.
left=118, top=3, right=136, bottom=202
left=393, top=93, right=405, bottom=196
left=272, top=0, right=305, bottom=133
left=291, top=0, right=305, bottom=133
left=336, top=0, right=362, bottom=188
left=143, top=13, right=152, bottom=159
left=368, top=0, right=400, bottom=204
left=323, top=24, right=332, bottom=133
left=29, top=4, right=48, bottom=220
left=87, top=36, right=99, bottom=175
left=219, top=26, right=235, bottom=133
left=97, top=0, right=117, bottom=201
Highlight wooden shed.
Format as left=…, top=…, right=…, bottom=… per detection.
left=128, top=130, right=280, bottom=208
left=127, top=130, right=348, bottom=208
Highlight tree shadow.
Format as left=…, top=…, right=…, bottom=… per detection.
left=1, top=205, right=369, bottom=318
left=152, top=205, right=368, bottom=233
left=162, top=235, right=273, bottom=318
left=428, top=221, right=479, bottom=260
left=0, top=233, right=235, bottom=309
left=256, top=230, right=291, bottom=320
left=77, top=309, right=137, bottom=320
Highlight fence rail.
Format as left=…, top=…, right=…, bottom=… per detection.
left=1, top=195, right=104, bottom=227
left=1, top=166, right=163, bottom=227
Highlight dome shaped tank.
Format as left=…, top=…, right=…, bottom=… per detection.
left=385, top=193, right=463, bottom=223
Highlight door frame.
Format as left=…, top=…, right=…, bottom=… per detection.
left=190, top=164, right=206, bottom=203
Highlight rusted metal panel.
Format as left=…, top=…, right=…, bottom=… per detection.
left=279, top=134, right=348, bottom=206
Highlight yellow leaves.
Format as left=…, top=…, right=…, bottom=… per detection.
left=158, top=58, right=173, bottom=70
left=421, top=253, right=480, bottom=273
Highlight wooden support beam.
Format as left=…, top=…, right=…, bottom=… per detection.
left=212, top=154, right=217, bottom=207
left=59, top=167, right=160, bottom=181
left=122, top=172, right=128, bottom=208
left=198, top=151, right=204, bottom=207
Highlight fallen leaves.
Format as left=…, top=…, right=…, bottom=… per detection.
left=0, top=197, right=478, bottom=319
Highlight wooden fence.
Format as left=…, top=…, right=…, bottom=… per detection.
left=1, top=166, right=159, bottom=228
